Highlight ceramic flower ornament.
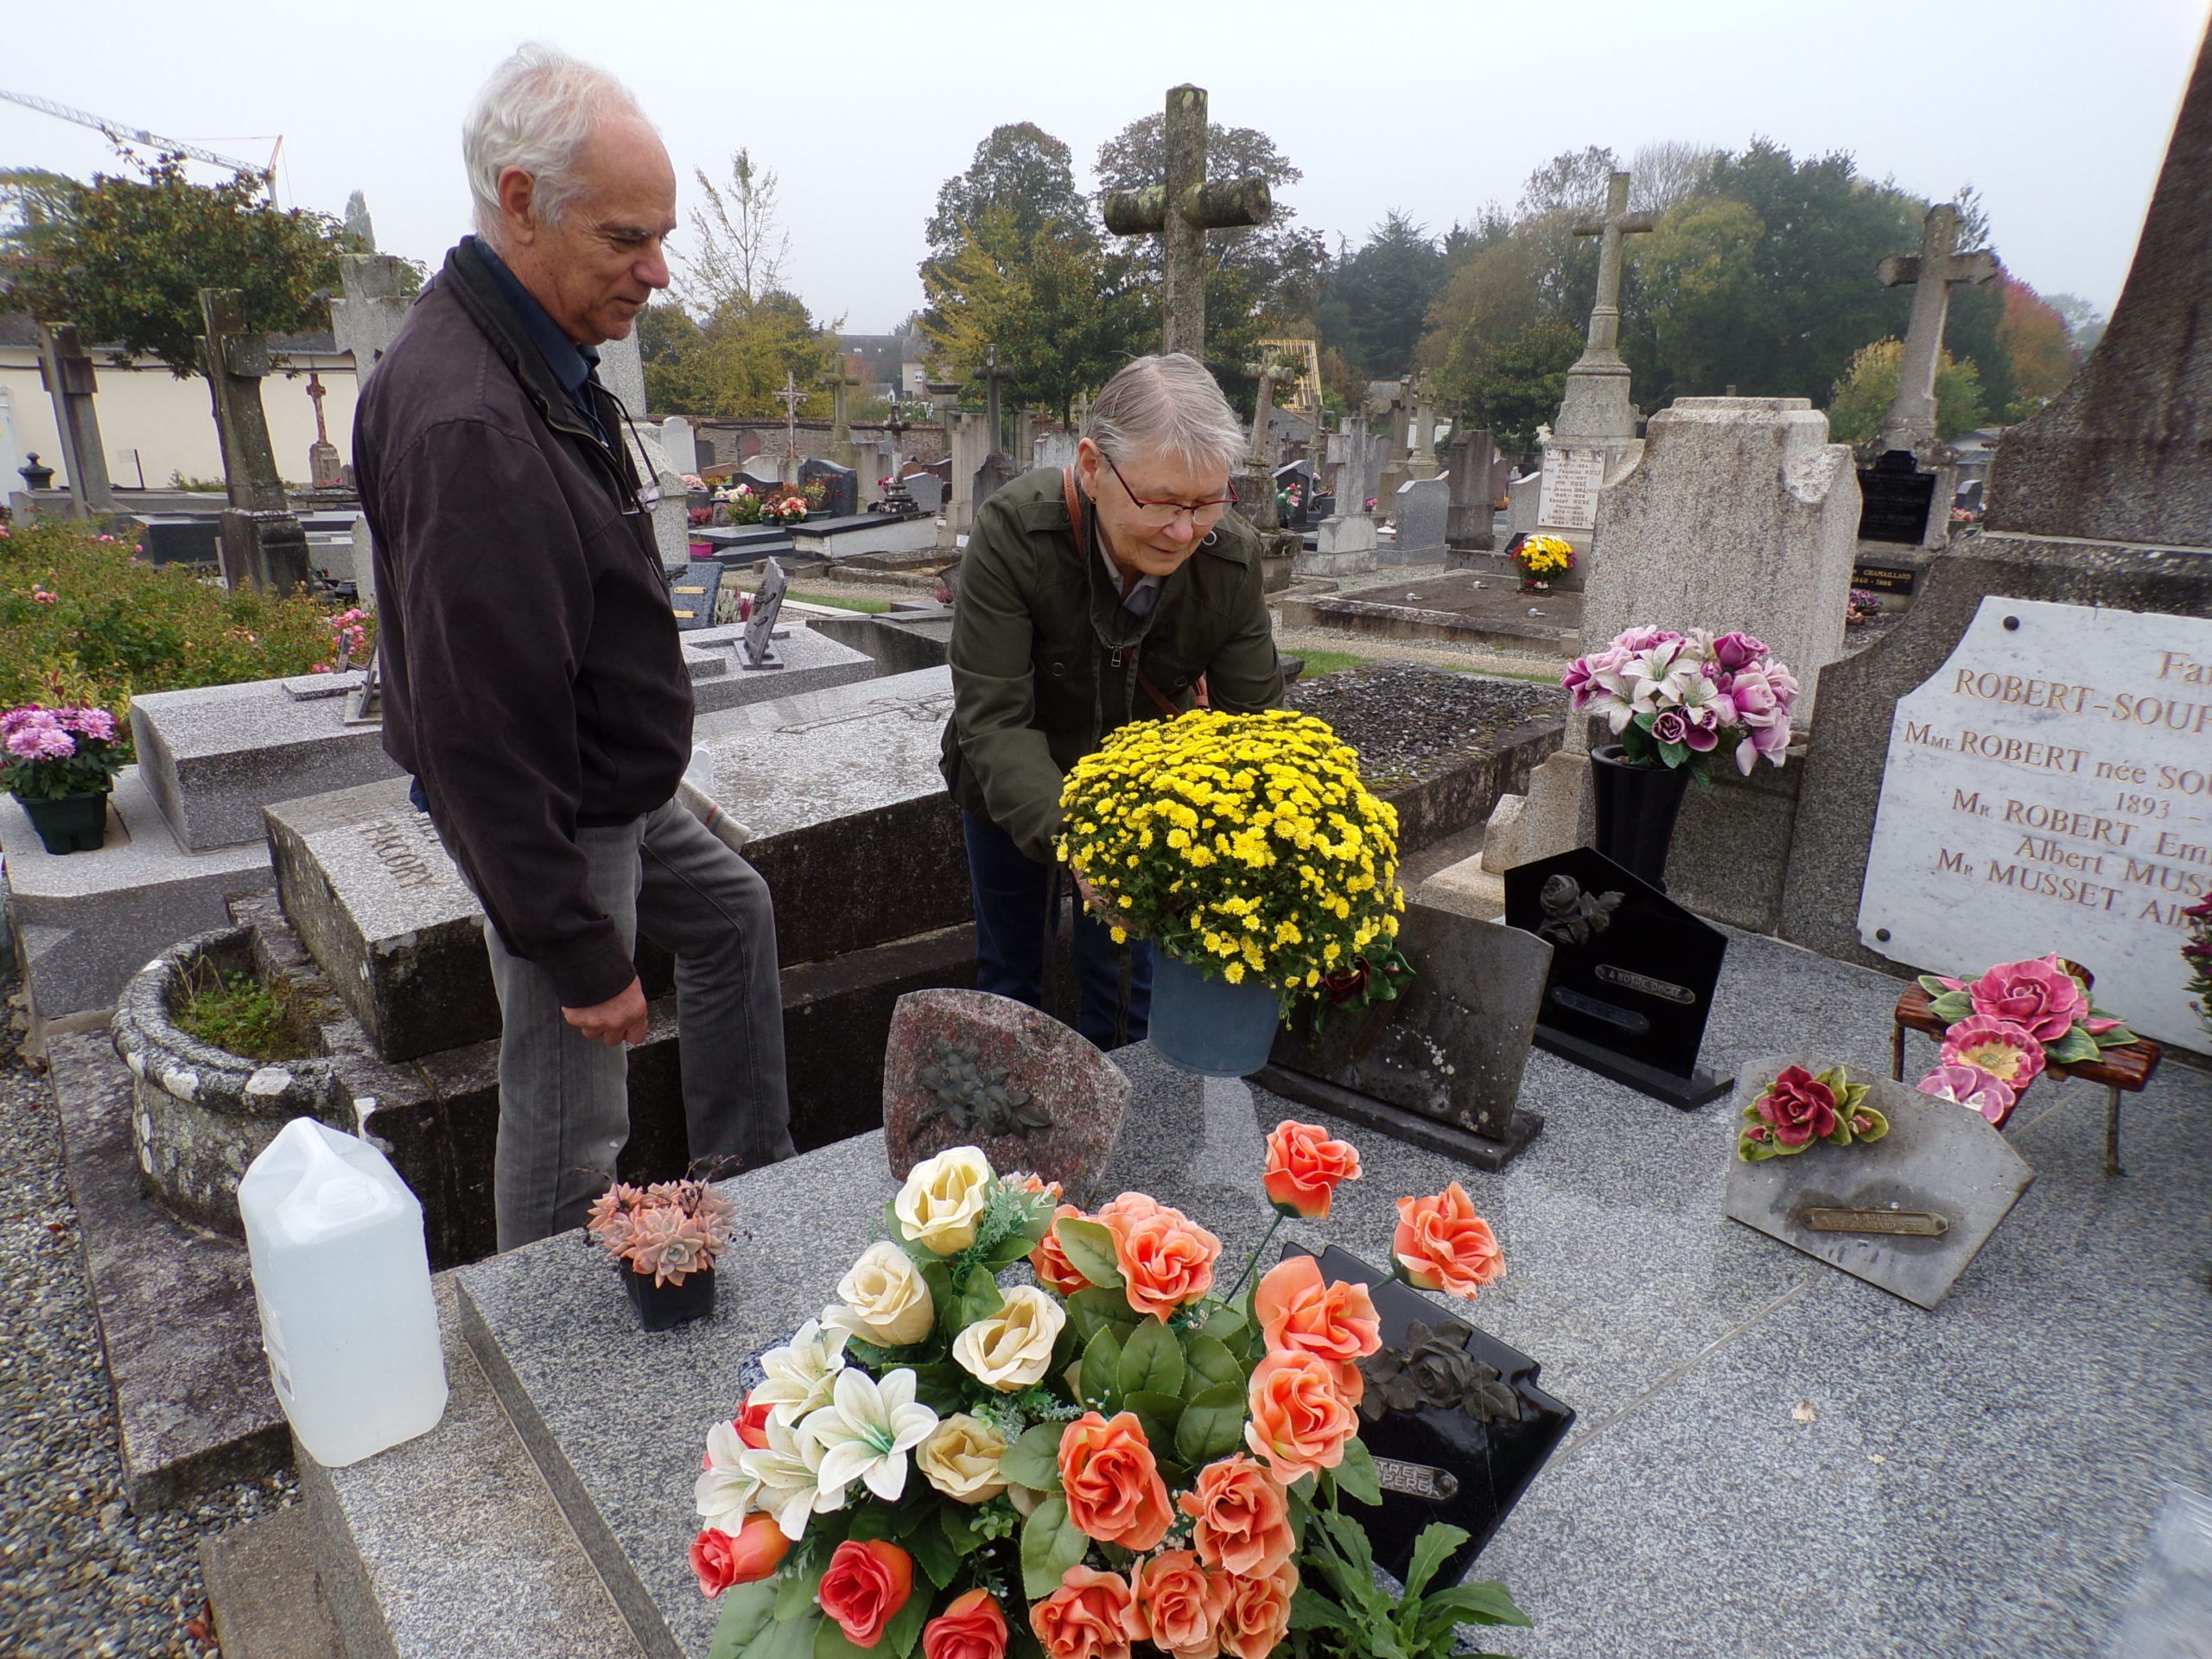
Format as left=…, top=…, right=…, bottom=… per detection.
left=801, top=1365, right=940, bottom=1502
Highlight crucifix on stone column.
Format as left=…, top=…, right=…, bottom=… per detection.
left=774, top=371, right=804, bottom=483
left=1548, top=171, right=1656, bottom=447
left=829, top=359, right=864, bottom=469
left=879, top=389, right=915, bottom=512
left=305, top=372, right=345, bottom=489
left=198, top=288, right=311, bottom=593
left=1875, top=202, right=1999, bottom=459
left=36, top=324, right=115, bottom=517
left=977, top=346, right=1014, bottom=457
left=1243, top=355, right=1287, bottom=472
left=1408, top=372, right=1440, bottom=480
left=1102, top=85, right=1273, bottom=359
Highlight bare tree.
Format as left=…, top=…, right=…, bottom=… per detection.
left=677, top=149, right=789, bottom=316
left=1628, top=142, right=1722, bottom=214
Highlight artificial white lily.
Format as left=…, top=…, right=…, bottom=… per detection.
left=800, top=1365, right=940, bottom=1502
left=750, top=1318, right=849, bottom=1422
left=737, top=1409, right=848, bottom=1540
left=694, top=1420, right=760, bottom=1533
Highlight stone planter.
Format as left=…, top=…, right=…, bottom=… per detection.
left=111, top=925, right=350, bottom=1236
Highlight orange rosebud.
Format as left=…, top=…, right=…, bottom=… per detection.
left=1215, top=1564, right=1298, bottom=1659
left=1244, top=1351, right=1358, bottom=1483
left=1262, top=1122, right=1361, bottom=1219
left=734, top=1391, right=774, bottom=1450
left=1030, top=1204, right=1092, bottom=1297
left=1058, top=1411, right=1174, bottom=1551
left=1109, top=1205, right=1221, bottom=1320
left=1130, top=1549, right=1227, bottom=1659
left=1392, top=1182, right=1505, bottom=1299
left=1031, top=1565, right=1138, bottom=1659
left=690, top=1511, right=788, bottom=1598
left=1253, top=1256, right=1382, bottom=1405
left=925, top=1587, right=1008, bottom=1659
left=1094, top=1192, right=1163, bottom=1234
left=1177, top=1456, right=1294, bottom=1578
left=818, top=1538, right=913, bottom=1648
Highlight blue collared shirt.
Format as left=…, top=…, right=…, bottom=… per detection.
left=473, top=237, right=607, bottom=443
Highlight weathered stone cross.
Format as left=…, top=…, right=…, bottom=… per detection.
left=1103, top=85, right=1273, bottom=359
left=1569, top=172, right=1656, bottom=375
left=977, top=346, right=1015, bottom=455
left=1875, top=202, right=1999, bottom=457
left=774, top=371, right=804, bottom=473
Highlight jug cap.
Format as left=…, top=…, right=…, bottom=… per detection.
left=315, top=1174, right=379, bottom=1222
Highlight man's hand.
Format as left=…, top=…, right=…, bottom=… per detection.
left=563, top=977, right=648, bottom=1047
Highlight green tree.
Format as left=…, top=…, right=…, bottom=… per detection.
left=1323, top=213, right=1448, bottom=379
left=644, top=291, right=835, bottom=419
left=927, top=124, right=1090, bottom=262
left=678, top=149, right=790, bottom=315
left=1, top=153, right=343, bottom=374
left=1825, top=338, right=1986, bottom=444
left=1626, top=197, right=1764, bottom=402
left=1440, top=320, right=1584, bottom=452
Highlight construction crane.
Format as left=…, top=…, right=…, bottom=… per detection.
left=0, top=88, right=276, bottom=197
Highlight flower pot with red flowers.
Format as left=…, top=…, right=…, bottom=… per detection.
left=3, top=702, right=125, bottom=855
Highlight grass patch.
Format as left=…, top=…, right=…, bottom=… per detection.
left=172, top=959, right=317, bottom=1062
left=1289, top=649, right=1373, bottom=679
left=787, top=590, right=893, bottom=615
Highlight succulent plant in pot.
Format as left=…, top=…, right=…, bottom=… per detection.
left=587, top=1179, right=737, bottom=1332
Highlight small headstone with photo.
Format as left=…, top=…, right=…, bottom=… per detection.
left=1503, top=846, right=1733, bottom=1108
left=741, top=559, right=789, bottom=669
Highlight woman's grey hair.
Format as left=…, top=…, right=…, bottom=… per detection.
left=1084, top=353, right=1248, bottom=478
left=462, top=43, right=651, bottom=246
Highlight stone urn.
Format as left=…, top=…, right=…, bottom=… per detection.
left=111, top=925, right=351, bottom=1236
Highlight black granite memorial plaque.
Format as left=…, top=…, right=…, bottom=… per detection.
left=1286, top=1243, right=1573, bottom=1585
left=667, top=563, right=722, bottom=631
left=798, top=457, right=858, bottom=518
left=1852, top=561, right=1920, bottom=594
left=1503, top=847, right=1732, bottom=1109
left=1856, top=449, right=1939, bottom=545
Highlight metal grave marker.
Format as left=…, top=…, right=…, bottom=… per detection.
left=741, top=558, right=790, bottom=670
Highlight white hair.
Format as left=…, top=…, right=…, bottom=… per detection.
left=1085, top=353, right=1248, bottom=477
left=462, top=43, right=652, bottom=246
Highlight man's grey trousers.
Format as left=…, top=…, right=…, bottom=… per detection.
left=478, top=798, right=794, bottom=1250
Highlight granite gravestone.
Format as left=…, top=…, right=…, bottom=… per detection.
left=741, top=559, right=789, bottom=669
left=667, top=564, right=722, bottom=631
left=1446, top=429, right=1499, bottom=554
left=1504, top=847, right=1732, bottom=1108
left=1723, top=1055, right=2035, bottom=1311
left=904, top=472, right=945, bottom=515
left=972, top=450, right=1018, bottom=512
left=1856, top=448, right=1941, bottom=546
left=880, top=989, right=1131, bottom=1206
left=1857, top=595, right=2212, bottom=1048
left=1260, top=905, right=1551, bottom=1170
left=798, top=457, right=858, bottom=518
left=1291, top=1243, right=1573, bottom=1585
left=1393, top=478, right=1450, bottom=559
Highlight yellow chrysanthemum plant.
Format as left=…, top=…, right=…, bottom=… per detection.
left=1056, top=709, right=1408, bottom=1014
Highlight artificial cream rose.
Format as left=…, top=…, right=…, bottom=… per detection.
left=826, top=1241, right=935, bottom=1347
left=917, top=1413, right=1010, bottom=1503
left=951, top=1285, right=1067, bottom=1391
left=896, top=1147, right=995, bottom=1255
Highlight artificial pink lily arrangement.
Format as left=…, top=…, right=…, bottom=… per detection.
left=1560, top=626, right=1799, bottom=778
left=1913, top=955, right=2134, bottom=1128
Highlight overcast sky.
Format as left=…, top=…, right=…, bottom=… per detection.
left=4, top=0, right=2204, bottom=335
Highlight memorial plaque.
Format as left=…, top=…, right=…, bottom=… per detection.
left=1284, top=1244, right=1573, bottom=1584
left=667, top=563, right=722, bottom=631
left=1536, top=444, right=1605, bottom=530
left=1852, top=561, right=1920, bottom=594
left=1723, top=1053, right=2035, bottom=1311
left=1856, top=449, right=1939, bottom=544
left=1503, top=848, right=1732, bottom=1108
left=1260, top=905, right=1550, bottom=1169
left=1859, top=595, right=2212, bottom=1048
left=741, top=558, right=789, bottom=669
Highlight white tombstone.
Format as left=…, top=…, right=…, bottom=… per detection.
left=659, top=416, right=697, bottom=477
left=1581, top=397, right=1859, bottom=724
left=1859, top=596, right=2212, bottom=1049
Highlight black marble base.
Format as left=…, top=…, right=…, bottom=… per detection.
left=1533, top=1023, right=1733, bottom=1110
left=1252, top=1065, right=1545, bottom=1172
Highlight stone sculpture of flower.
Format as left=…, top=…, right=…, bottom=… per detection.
left=1939, top=1016, right=2048, bottom=1090
left=1359, top=1319, right=1520, bottom=1426
left=752, top=1318, right=849, bottom=1422
left=1917, top=1063, right=2019, bottom=1128
left=801, top=1365, right=940, bottom=1502
left=1737, top=1063, right=1887, bottom=1161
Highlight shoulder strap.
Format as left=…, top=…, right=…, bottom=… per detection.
left=1062, top=465, right=1084, bottom=541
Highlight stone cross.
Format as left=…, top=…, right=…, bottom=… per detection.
left=829, top=360, right=864, bottom=471
left=305, top=372, right=345, bottom=489
left=1408, top=372, right=1440, bottom=480
left=329, top=254, right=411, bottom=382
left=1243, top=355, right=1285, bottom=472
left=1875, top=203, right=1999, bottom=459
left=36, top=324, right=115, bottom=517
left=1102, top=85, right=1273, bottom=359
left=1553, top=171, right=1655, bottom=442
left=977, top=347, right=1014, bottom=456
left=774, top=372, right=804, bottom=480
left=880, top=391, right=915, bottom=511
left=197, top=288, right=311, bottom=593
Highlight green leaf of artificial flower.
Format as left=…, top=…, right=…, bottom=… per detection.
left=1078, top=1326, right=1122, bottom=1414
left=2047, top=1026, right=2101, bottom=1065
left=1179, top=1330, right=1244, bottom=1398
left=1174, top=1382, right=1246, bottom=1465
left=1052, top=1218, right=1125, bottom=1289
left=1119, top=1317, right=1185, bottom=1400
left=1019, top=1495, right=1089, bottom=1600
left=1333, top=1437, right=1384, bottom=1507
left=708, top=1580, right=779, bottom=1659
left=1929, top=991, right=1975, bottom=1024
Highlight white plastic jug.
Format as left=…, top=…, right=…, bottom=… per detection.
left=238, top=1116, right=447, bottom=1466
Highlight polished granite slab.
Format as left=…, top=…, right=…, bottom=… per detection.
left=443, top=929, right=2210, bottom=1659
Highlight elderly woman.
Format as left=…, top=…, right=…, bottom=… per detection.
left=939, top=353, right=1285, bottom=1049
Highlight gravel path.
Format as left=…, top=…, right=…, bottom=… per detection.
left=0, top=988, right=296, bottom=1658
left=1284, top=661, right=1565, bottom=791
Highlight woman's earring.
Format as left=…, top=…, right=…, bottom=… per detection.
left=1201, top=530, right=1219, bottom=547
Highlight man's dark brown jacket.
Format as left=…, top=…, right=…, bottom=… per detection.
left=354, top=238, right=689, bottom=1008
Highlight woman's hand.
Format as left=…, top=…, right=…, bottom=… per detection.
left=1070, top=866, right=1133, bottom=934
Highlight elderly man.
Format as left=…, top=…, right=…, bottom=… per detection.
left=355, top=45, right=792, bottom=1250
left=942, top=353, right=1284, bottom=1049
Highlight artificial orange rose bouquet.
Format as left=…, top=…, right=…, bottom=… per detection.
left=691, top=1135, right=1526, bottom=1659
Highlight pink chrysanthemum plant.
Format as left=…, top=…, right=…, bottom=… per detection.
left=1736, top=1063, right=1888, bottom=1162
left=588, top=1179, right=736, bottom=1287
left=1916, top=954, right=2134, bottom=1071
left=1, top=703, right=126, bottom=803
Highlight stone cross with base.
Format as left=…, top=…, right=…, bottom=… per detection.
left=774, top=372, right=804, bottom=483
left=829, top=360, right=864, bottom=471
left=977, top=347, right=1014, bottom=458
left=1408, top=372, right=1440, bottom=480
left=35, top=323, right=115, bottom=517
left=197, top=288, right=312, bottom=594
left=1875, top=203, right=1999, bottom=460
left=877, top=391, right=915, bottom=513
left=305, top=372, right=345, bottom=489
left=1555, top=172, right=1655, bottom=442
left=1102, top=85, right=1273, bottom=358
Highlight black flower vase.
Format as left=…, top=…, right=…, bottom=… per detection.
left=620, top=1262, right=716, bottom=1332
left=1589, top=745, right=1693, bottom=890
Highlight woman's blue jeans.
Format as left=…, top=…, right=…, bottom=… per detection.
left=963, top=814, right=1152, bottom=1050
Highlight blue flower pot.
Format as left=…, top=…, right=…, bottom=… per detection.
left=1147, top=952, right=1282, bottom=1078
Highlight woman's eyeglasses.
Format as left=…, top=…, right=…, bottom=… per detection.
left=1102, top=452, right=1236, bottom=529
